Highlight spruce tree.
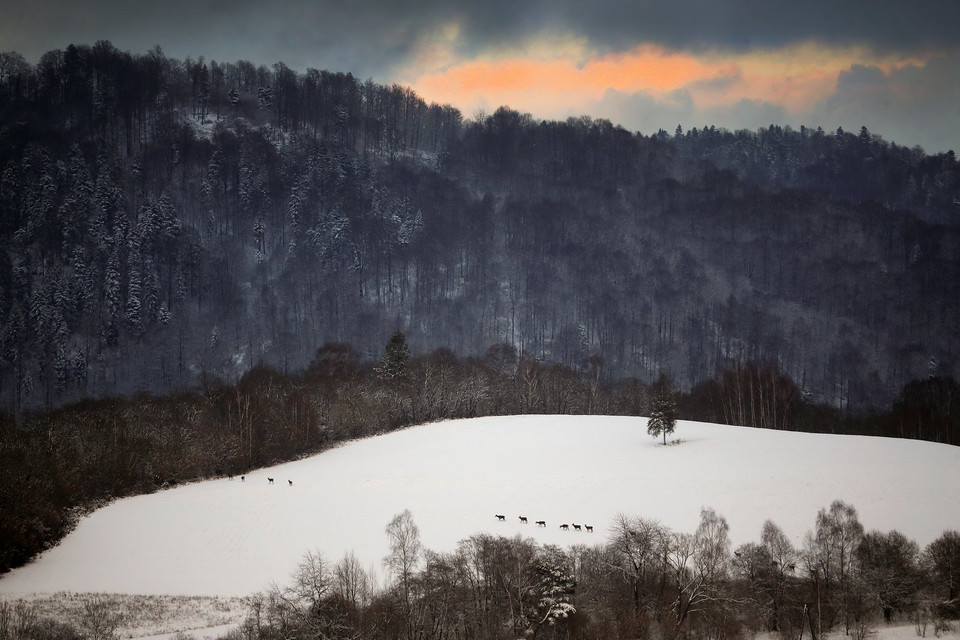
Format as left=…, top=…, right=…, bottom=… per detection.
left=647, top=373, right=678, bottom=445
left=377, top=330, right=410, bottom=382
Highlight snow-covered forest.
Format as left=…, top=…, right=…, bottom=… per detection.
left=1, top=42, right=958, bottom=414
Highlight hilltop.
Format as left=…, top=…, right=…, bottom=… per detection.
left=1, top=415, right=957, bottom=598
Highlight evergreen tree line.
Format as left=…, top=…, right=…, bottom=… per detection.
left=2, top=504, right=959, bottom=640
left=2, top=334, right=957, bottom=575
left=1, top=43, right=958, bottom=413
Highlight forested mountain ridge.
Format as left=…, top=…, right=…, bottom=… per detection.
left=0, top=42, right=958, bottom=412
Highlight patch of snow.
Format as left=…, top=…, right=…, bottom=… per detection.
left=0, top=416, right=957, bottom=598
left=185, top=115, right=217, bottom=141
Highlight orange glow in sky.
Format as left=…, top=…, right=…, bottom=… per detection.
left=403, top=38, right=929, bottom=121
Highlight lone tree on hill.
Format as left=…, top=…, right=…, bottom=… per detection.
left=647, top=373, right=678, bottom=445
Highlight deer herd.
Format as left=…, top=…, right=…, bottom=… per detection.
left=497, top=514, right=593, bottom=532
left=236, top=479, right=592, bottom=533
left=235, top=475, right=294, bottom=486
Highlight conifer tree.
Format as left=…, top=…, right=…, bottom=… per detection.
left=647, top=373, right=677, bottom=445
left=377, top=330, right=410, bottom=382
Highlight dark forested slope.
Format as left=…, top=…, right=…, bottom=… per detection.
left=0, top=42, right=958, bottom=412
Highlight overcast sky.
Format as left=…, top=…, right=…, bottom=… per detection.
left=2, top=0, right=958, bottom=153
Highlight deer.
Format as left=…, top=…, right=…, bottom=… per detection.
left=268, top=477, right=274, bottom=484
left=585, top=525, right=593, bottom=532
left=288, top=480, right=293, bottom=486
left=559, top=524, right=569, bottom=530
left=519, top=516, right=528, bottom=524
left=536, top=520, right=546, bottom=527
left=572, top=523, right=582, bottom=531
left=496, top=514, right=506, bottom=521
left=240, top=475, right=245, bottom=482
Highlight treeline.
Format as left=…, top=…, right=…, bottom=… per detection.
left=234, top=504, right=959, bottom=640
left=3, top=505, right=958, bottom=640
left=1, top=43, right=959, bottom=414
left=2, top=334, right=958, bottom=574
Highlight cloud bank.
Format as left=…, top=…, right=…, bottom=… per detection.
left=1, top=0, right=957, bottom=152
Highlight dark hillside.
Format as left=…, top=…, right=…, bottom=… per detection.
left=0, top=42, right=957, bottom=412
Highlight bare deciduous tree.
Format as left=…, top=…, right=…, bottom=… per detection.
left=669, top=507, right=731, bottom=628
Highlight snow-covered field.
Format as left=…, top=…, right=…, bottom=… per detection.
left=1, top=415, right=958, bottom=600
left=0, top=593, right=247, bottom=640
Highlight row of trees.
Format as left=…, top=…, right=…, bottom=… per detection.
left=247, top=505, right=958, bottom=640
left=13, top=504, right=939, bottom=640
left=6, top=504, right=955, bottom=640
left=2, top=332, right=958, bottom=574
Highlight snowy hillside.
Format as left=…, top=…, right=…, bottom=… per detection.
left=1, top=415, right=958, bottom=598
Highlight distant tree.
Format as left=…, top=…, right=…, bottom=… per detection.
left=731, top=541, right=777, bottom=630
left=803, top=500, right=864, bottom=633
left=307, top=342, right=361, bottom=382
left=530, top=545, right=577, bottom=629
left=377, top=330, right=411, bottom=382
left=609, top=514, right=671, bottom=616
left=855, top=529, right=920, bottom=622
left=333, top=550, right=373, bottom=612
left=669, top=507, right=731, bottom=627
left=923, top=530, right=960, bottom=602
left=647, top=373, right=678, bottom=445
left=384, top=509, right=422, bottom=640
left=732, top=519, right=799, bottom=633
left=266, top=549, right=352, bottom=640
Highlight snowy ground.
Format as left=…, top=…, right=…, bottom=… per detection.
left=1, top=415, right=958, bottom=600
left=761, top=622, right=958, bottom=640
left=0, top=592, right=248, bottom=639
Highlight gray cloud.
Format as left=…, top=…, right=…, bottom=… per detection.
left=803, top=53, right=960, bottom=153
left=587, top=88, right=790, bottom=140
left=3, top=0, right=959, bottom=76
left=545, top=0, right=960, bottom=55
left=584, top=88, right=696, bottom=134
left=2, top=0, right=957, bottom=153
left=581, top=55, right=960, bottom=155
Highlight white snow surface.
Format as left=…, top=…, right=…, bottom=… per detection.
left=1, top=415, right=958, bottom=598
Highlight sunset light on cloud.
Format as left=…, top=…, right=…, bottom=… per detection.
left=403, top=33, right=933, bottom=126
left=1, top=0, right=957, bottom=152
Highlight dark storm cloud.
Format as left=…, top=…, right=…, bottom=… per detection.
left=539, top=0, right=960, bottom=54
left=807, top=52, right=960, bottom=153
left=2, top=0, right=957, bottom=78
